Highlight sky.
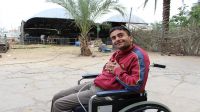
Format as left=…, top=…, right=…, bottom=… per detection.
left=0, top=0, right=198, bottom=30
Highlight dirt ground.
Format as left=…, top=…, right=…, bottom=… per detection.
left=0, top=44, right=200, bottom=112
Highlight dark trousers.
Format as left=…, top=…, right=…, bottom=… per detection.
left=51, top=81, right=104, bottom=112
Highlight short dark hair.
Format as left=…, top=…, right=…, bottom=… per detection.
left=109, top=26, right=131, bottom=36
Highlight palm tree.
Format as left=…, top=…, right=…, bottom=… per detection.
left=47, top=0, right=125, bottom=56
left=144, top=0, right=171, bottom=54
left=144, top=0, right=171, bottom=38
left=162, top=0, right=171, bottom=38
left=144, top=0, right=189, bottom=54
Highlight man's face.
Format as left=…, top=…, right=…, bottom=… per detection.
left=110, top=30, right=132, bottom=50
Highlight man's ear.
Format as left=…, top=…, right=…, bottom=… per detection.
left=129, top=36, right=133, bottom=42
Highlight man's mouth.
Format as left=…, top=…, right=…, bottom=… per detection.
left=115, top=42, right=123, bottom=46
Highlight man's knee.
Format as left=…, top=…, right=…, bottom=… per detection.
left=53, top=99, right=77, bottom=112
left=53, top=100, right=60, bottom=110
left=52, top=92, right=63, bottom=103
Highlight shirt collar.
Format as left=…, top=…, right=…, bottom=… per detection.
left=117, top=44, right=135, bottom=55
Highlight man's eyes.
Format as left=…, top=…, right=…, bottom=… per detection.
left=111, top=36, right=116, bottom=40
left=111, top=33, right=124, bottom=40
left=117, top=33, right=123, bottom=37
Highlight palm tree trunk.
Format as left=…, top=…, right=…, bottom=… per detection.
left=162, top=0, right=170, bottom=35
left=79, top=35, right=92, bottom=56
left=161, top=0, right=171, bottom=54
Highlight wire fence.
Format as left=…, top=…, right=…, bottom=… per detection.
left=23, top=37, right=78, bottom=45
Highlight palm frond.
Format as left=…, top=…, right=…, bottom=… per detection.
left=91, top=0, right=125, bottom=20
left=47, top=0, right=125, bottom=41
left=154, top=0, right=157, bottom=13
left=143, top=0, right=149, bottom=8
left=143, top=0, right=157, bottom=13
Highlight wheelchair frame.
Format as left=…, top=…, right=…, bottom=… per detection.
left=75, top=72, right=171, bottom=112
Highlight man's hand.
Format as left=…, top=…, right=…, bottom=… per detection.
left=105, top=61, right=120, bottom=74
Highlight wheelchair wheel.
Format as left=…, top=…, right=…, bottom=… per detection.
left=119, top=101, right=171, bottom=112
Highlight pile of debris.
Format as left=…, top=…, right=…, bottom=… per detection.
left=0, top=38, right=9, bottom=53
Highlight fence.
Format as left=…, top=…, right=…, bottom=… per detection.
left=23, top=37, right=78, bottom=45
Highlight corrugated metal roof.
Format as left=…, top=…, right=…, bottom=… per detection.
left=105, top=14, right=147, bottom=24
left=32, top=8, right=73, bottom=19
left=27, top=8, right=146, bottom=25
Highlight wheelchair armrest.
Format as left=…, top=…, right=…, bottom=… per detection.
left=82, top=73, right=99, bottom=79
left=96, top=89, right=146, bottom=97
left=78, top=73, right=99, bottom=85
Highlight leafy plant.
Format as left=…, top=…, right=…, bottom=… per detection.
left=47, top=0, right=125, bottom=56
left=169, top=4, right=189, bottom=28
left=189, top=3, right=200, bottom=26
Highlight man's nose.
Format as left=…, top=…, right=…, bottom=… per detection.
left=115, top=36, right=120, bottom=41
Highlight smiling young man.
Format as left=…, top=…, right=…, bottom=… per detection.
left=94, top=26, right=150, bottom=91
left=51, top=26, right=150, bottom=112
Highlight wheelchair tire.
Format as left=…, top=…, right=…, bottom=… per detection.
left=119, top=101, right=171, bottom=112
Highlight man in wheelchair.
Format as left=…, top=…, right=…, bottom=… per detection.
left=51, top=26, right=150, bottom=112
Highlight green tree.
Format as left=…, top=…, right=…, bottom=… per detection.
left=170, top=4, right=189, bottom=29
left=47, top=0, right=125, bottom=56
left=189, top=3, right=200, bottom=26
left=169, top=2, right=200, bottom=28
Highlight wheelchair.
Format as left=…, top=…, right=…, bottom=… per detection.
left=74, top=67, right=171, bottom=112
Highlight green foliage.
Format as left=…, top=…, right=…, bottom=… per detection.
left=47, top=0, right=124, bottom=35
left=169, top=4, right=189, bottom=28
left=150, top=22, right=162, bottom=31
left=132, top=29, right=161, bottom=52
left=189, top=4, right=200, bottom=26
left=169, top=3, right=200, bottom=29
left=141, top=1, right=200, bottom=55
